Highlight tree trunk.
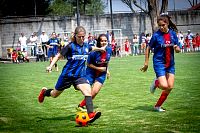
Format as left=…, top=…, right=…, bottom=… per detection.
left=147, top=0, right=159, bottom=32
left=160, top=0, right=168, bottom=14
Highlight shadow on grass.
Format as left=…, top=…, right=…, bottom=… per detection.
left=36, top=114, right=75, bottom=122
left=130, top=105, right=154, bottom=112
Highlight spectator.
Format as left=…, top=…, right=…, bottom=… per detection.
left=29, top=32, right=38, bottom=56
left=111, top=37, right=117, bottom=57
left=22, top=48, right=29, bottom=62
left=11, top=50, right=18, bottom=63
left=140, top=32, right=147, bottom=54
left=186, top=30, right=194, bottom=52
left=124, top=37, right=130, bottom=56
left=18, top=33, right=27, bottom=51
left=132, top=34, right=139, bottom=56
left=36, top=45, right=45, bottom=62
left=39, top=31, right=49, bottom=56
left=195, top=33, right=200, bottom=51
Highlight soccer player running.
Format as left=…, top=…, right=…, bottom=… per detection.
left=77, top=34, right=112, bottom=111
left=38, top=26, right=106, bottom=123
left=47, top=32, right=60, bottom=72
left=140, top=14, right=181, bottom=112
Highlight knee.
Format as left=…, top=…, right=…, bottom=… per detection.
left=161, top=84, right=173, bottom=92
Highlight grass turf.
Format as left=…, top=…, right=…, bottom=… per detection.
left=0, top=53, right=199, bottom=133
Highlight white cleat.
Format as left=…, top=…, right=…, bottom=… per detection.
left=154, top=106, right=166, bottom=112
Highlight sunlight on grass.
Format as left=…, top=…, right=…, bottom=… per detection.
left=0, top=53, right=200, bottom=132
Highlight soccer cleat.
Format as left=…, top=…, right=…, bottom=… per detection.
left=38, top=87, right=47, bottom=103
left=88, top=111, right=101, bottom=123
left=150, top=78, right=158, bottom=94
left=154, top=106, right=166, bottom=112
left=76, top=105, right=87, bottom=112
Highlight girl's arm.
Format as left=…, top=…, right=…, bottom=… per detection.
left=87, top=63, right=107, bottom=72
left=140, top=46, right=151, bottom=72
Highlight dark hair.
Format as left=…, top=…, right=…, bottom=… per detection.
left=96, top=34, right=107, bottom=48
left=157, top=15, right=178, bottom=32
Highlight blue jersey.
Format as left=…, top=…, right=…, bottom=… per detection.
left=60, top=42, right=92, bottom=78
left=47, top=38, right=59, bottom=57
left=86, top=46, right=112, bottom=77
left=149, top=29, right=179, bottom=68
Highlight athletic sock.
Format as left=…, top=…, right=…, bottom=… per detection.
left=155, top=79, right=159, bottom=88
left=155, top=91, right=169, bottom=107
left=44, top=89, right=53, bottom=97
left=85, top=96, right=93, bottom=114
left=79, top=99, right=86, bottom=107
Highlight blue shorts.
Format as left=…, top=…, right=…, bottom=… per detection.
left=154, top=64, right=175, bottom=78
left=86, top=73, right=106, bottom=85
left=55, top=75, right=90, bottom=91
left=48, top=51, right=56, bottom=58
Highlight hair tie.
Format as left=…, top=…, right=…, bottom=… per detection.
left=160, top=12, right=169, bottom=16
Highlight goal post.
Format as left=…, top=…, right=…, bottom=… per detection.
left=92, top=29, right=125, bottom=57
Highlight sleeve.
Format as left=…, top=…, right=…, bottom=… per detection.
left=47, top=39, right=50, bottom=45
left=60, top=44, right=71, bottom=56
left=173, top=31, right=180, bottom=48
left=87, top=52, right=94, bottom=64
left=148, top=34, right=156, bottom=48
left=88, top=45, right=93, bottom=52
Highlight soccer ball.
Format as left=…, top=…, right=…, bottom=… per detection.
left=75, top=111, right=90, bottom=126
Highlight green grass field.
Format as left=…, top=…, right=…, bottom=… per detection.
left=0, top=53, right=200, bottom=133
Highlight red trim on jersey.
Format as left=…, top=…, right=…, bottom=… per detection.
left=163, top=33, right=171, bottom=68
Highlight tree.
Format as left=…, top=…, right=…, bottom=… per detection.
left=0, top=0, right=49, bottom=17
left=48, top=0, right=74, bottom=16
left=85, top=0, right=105, bottom=15
left=121, top=0, right=169, bottom=32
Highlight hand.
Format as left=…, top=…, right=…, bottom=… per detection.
left=100, top=45, right=107, bottom=52
left=46, top=66, right=52, bottom=73
left=140, top=65, right=148, bottom=72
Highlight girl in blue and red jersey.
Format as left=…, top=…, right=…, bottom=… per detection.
left=77, top=34, right=112, bottom=110
left=38, top=26, right=106, bottom=123
left=47, top=32, right=60, bottom=71
left=140, top=14, right=181, bottom=112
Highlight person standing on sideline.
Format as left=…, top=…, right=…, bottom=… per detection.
left=132, top=34, right=139, bottom=56
left=38, top=26, right=105, bottom=123
left=186, top=30, right=194, bottom=52
left=140, top=14, right=181, bottom=112
left=77, top=34, right=112, bottom=111
left=29, top=32, right=38, bottom=56
left=124, top=37, right=130, bottom=56
left=46, top=32, right=60, bottom=72
left=18, top=33, right=27, bottom=51
left=39, top=31, right=49, bottom=56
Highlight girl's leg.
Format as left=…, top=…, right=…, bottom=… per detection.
left=38, top=87, right=63, bottom=103
left=79, top=81, right=103, bottom=107
left=77, top=83, right=101, bottom=122
left=154, top=73, right=174, bottom=111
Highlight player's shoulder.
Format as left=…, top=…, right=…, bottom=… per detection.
left=106, top=46, right=112, bottom=52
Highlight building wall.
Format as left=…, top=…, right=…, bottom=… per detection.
left=0, top=10, right=200, bottom=57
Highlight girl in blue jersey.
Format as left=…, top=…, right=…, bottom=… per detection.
left=38, top=26, right=106, bottom=123
left=140, top=14, right=181, bottom=112
left=77, top=34, right=112, bottom=110
left=47, top=32, right=60, bottom=72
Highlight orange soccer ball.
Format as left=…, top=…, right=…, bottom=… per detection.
left=75, top=111, right=90, bottom=126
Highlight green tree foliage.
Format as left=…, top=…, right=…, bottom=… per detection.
left=48, top=0, right=105, bottom=16
left=85, top=0, right=105, bottom=15
left=48, top=0, right=74, bottom=16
